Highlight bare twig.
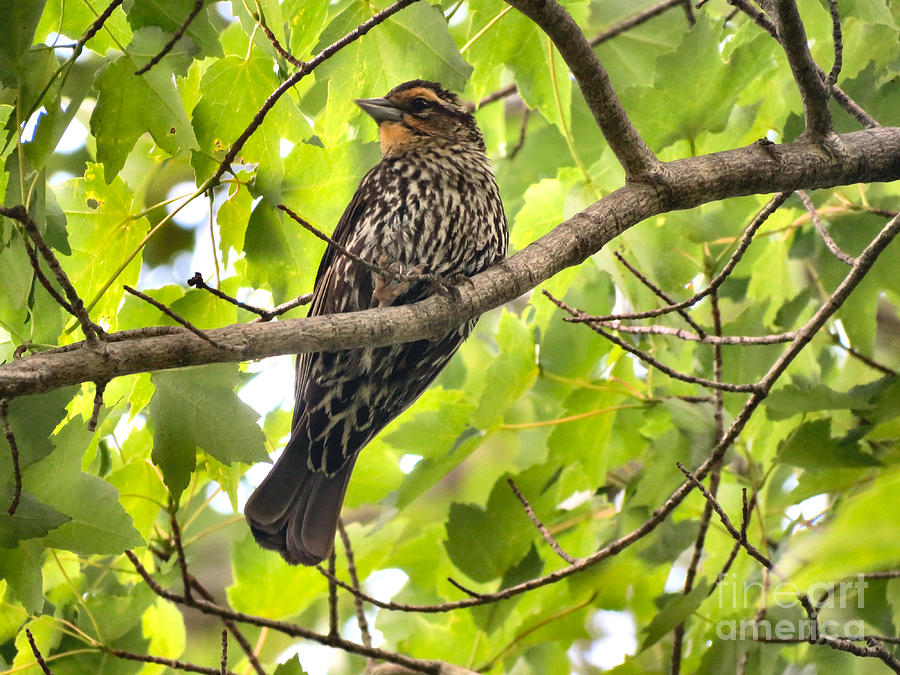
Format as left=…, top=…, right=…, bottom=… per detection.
left=828, top=333, right=898, bottom=376
left=80, top=0, right=125, bottom=47
left=253, top=292, right=314, bottom=322
left=220, top=630, right=227, bottom=675
left=507, top=478, right=576, bottom=564
left=22, top=236, right=75, bottom=314
left=135, top=0, right=204, bottom=75
left=26, top=628, right=53, bottom=674
left=1, top=399, right=21, bottom=516
left=258, top=14, right=304, bottom=67
left=447, top=578, right=488, bottom=599
left=105, top=647, right=240, bottom=675
left=125, top=550, right=449, bottom=673
left=188, top=273, right=273, bottom=317
left=592, top=323, right=796, bottom=345
left=190, top=271, right=313, bottom=322
left=278, top=205, right=437, bottom=285
left=87, top=381, right=107, bottom=432
left=338, top=520, right=374, bottom=654
left=507, top=108, right=531, bottom=159
left=1, top=205, right=103, bottom=342
left=758, top=635, right=900, bottom=672
left=672, top=285, right=727, bottom=673
left=548, top=291, right=760, bottom=393
left=825, top=0, right=843, bottom=87
left=123, top=285, right=228, bottom=350
left=278, top=204, right=437, bottom=282
left=210, top=0, right=423, bottom=186
left=188, top=577, right=267, bottom=675
left=576, top=193, right=791, bottom=323
left=168, top=503, right=193, bottom=602
left=677, top=464, right=774, bottom=570
left=613, top=250, right=707, bottom=337
left=797, top=191, right=855, bottom=265
left=328, top=550, right=339, bottom=638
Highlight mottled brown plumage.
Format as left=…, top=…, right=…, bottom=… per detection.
left=244, top=81, right=508, bottom=565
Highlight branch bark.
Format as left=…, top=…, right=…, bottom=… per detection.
left=771, top=0, right=835, bottom=139
left=1, top=127, right=899, bottom=398
left=504, top=0, right=661, bottom=178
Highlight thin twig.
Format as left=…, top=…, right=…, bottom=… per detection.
left=338, top=520, right=373, bottom=653
left=169, top=502, right=193, bottom=602
left=188, top=577, right=267, bottom=675
left=105, top=647, right=239, bottom=675
left=825, top=0, right=843, bottom=87
left=507, top=108, right=531, bottom=159
left=220, top=630, right=227, bottom=675
left=575, top=193, right=790, bottom=323
left=328, top=550, right=339, bottom=638
left=1, top=205, right=103, bottom=342
left=258, top=14, right=304, bottom=67
left=592, top=323, right=796, bottom=345
left=22, top=236, right=75, bottom=314
left=797, top=191, right=855, bottom=265
left=278, top=205, right=436, bottom=285
left=507, top=478, right=576, bottom=564
left=547, top=291, right=760, bottom=393
left=613, top=250, right=707, bottom=338
left=251, top=292, right=314, bottom=322
left=125, top=550, right=447, bottom=673
left=1, top=399, right=21, bottom=515
left=123, top=285, right=228, bottom=350
left=828, top=332, right=897, bottom=375
left=672, top=284, right=727, bottom=674
left=447, top=578, right=488, bottom=599
left=87, top=381, right=107, bottom=432
left=135, top=0, right=204, bottom=75
left=677, top=463, right=774, bottom=570
left=188, top=273, right=273, bottom=317
left=189, top=273, right=313, bottom=321
left=26, top=628, right=53, bottom=674
left=210, top=0, right=422, bottom=186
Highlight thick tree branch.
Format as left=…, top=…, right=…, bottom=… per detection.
left=1, top=127, right=899, bottom=398
left=504, top=0, right=661, bottom=178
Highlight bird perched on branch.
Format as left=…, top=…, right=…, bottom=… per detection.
left=244, top=80, right=508, bottom=565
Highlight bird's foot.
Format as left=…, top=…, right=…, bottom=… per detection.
left=371, top=255, right=427, bottom=307
left=429, top=272, right=472, bottom=302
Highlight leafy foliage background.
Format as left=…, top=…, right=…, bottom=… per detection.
left=0, top=0, right=898, bottom=673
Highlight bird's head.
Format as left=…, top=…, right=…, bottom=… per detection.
left=355, top=80, right=483, bottom=157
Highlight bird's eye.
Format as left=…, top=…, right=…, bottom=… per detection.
left=410, top=97, right=431, bottom=112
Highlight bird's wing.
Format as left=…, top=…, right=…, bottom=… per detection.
left=291, top=170, right=377, bottom=432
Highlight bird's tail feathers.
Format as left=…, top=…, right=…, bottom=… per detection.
left=244, top=438, right=356, bottom=566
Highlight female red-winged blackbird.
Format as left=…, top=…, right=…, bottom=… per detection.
left=244, top=80, right=508, bottom=565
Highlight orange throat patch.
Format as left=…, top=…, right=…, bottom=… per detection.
left=378, top=121, right=417, bottom=156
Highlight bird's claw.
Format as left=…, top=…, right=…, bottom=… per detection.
left=371, top=256, right=427, bottom=307
left=430, top=272, right=471, bottom=302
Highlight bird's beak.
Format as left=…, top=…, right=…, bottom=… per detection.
left=355, top=97, right=405, bottom=123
